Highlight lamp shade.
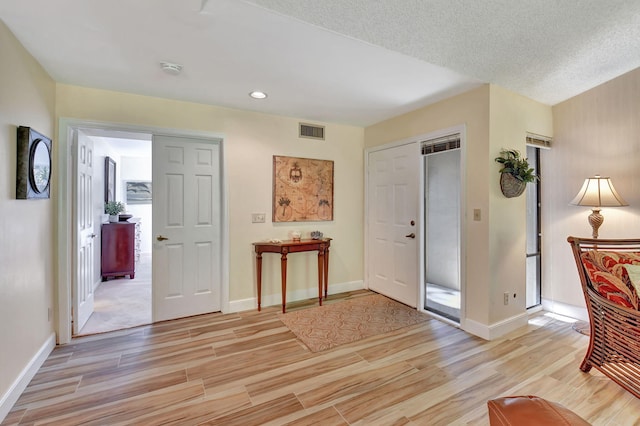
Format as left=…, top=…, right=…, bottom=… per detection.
left=570, top=175, right=628, bottom=207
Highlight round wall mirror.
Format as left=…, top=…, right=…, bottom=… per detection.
left=16, top=126, right=52, bottom=199
left=29, top=138, right=51, bottom=193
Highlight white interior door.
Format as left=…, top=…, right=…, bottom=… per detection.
left=367, top=143, right=419, bottom=307
left=73, top=130, right=95, bottom=333
left=152, top=134, right=222, bottom=322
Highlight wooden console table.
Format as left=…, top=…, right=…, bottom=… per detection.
left=253, top=238, right=331, bottom=313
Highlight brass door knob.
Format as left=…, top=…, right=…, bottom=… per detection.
left=157, top=235, right=169, bottom=241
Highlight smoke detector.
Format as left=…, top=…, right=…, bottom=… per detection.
left=160, top=62, right=183, bottom=75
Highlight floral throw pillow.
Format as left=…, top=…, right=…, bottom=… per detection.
left=624, top=264, right=640, bottom=299
left=581, top=251, right=640, bottom=310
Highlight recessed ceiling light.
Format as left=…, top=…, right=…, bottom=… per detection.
left=160, top=61, right=183, bottom=75
left=249, top=91, right=268, bottom=99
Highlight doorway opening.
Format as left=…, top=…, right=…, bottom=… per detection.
left=526, top=144, right=542, bottom=308
left=422, top=133, right=462, bottom=322
left=75, top=130, right=153, bottom=336
left=58, top=120, right=228, bottom=345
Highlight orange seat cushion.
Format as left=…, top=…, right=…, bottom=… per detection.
left=487, top=395, right=590, bottom=425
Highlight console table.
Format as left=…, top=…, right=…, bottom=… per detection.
left=253, top=238, right=331, bottom=313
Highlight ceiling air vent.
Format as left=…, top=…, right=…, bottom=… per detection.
left=299, top=123, right=325, bottom=140
left=526, top=132, right=552, bottom=149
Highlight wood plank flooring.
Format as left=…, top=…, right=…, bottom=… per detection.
left=4, top=290, right=640, bottom=425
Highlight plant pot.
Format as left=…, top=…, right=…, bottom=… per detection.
left=109, top=214, right=120, bottom=222
left=500, top=173, right=526, bottom=198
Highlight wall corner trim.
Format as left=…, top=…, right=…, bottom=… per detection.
left=0, top=332, right=55, bottom=422
left=463, top=312, right=529, bottom=340
left=541, top=298, right=587, bottom=322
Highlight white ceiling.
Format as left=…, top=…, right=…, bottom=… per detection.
left=2, top=0, right=639, bottom=127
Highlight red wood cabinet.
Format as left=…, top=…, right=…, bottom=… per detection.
left=101, top=222, right=136, bottom=280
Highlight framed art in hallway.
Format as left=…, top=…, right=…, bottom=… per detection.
left=104, top=156, right=116, bottom=204
left=125, top=180, right=152, bottom=204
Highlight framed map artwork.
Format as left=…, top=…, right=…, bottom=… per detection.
left=272, top=155, right=334, bottom=222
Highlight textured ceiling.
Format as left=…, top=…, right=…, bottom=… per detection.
left=1, top=0, right=639, bottom=127
left=247, top=0, right=640, bottom=106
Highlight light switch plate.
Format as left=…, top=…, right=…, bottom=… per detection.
left=252, top=213, right=266, bottom=223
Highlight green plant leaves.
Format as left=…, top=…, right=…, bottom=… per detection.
left=494, top=149, right=538, bottom=183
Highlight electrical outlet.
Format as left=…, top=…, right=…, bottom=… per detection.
left=473, top=209, right=481, bottom=221
left=503, top=292, right=509, bottom=305
left=252, top=213, right=266, bottom=223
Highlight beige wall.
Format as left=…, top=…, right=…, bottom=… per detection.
left=365, top=85, right=553, bottom=333
left=488, top=85, right=553, bottom=323
left=545, top=68, right=640, bottom=317
left=366, top=86, right=493, bottom=327
left=55, top=85, right=365, bottom=305
left=0, top=21, right=56, bottom=410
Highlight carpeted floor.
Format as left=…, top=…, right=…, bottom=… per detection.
left=278, top=293, right=430, bottom=352
left=78, top=254, right=151, bottom=335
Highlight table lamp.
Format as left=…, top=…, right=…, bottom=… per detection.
left=570, top=175, right=628, bottom=238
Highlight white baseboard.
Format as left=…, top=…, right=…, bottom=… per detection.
left=462, top=312, right=529, bottom=340
left=227, top=280, right=364, bottom=313
left=541, top=298, right=587, bottom=322
left=0, top=332, right=55, bottom=422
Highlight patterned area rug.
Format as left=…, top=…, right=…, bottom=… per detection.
left=278, top=294, right=430, bottom=352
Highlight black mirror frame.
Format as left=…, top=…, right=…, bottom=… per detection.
left=16, top=126, right=52, bottom=200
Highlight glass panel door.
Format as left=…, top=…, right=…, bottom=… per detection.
left=424, top=148, right=461, bottom=321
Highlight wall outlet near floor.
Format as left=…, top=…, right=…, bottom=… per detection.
left=252, top=213, right=266, bottom=223
left=503, top=292, right=509, bottom=305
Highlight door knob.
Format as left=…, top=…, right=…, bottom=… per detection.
left=405, top=233, right=415, bottom=239
left=157, top=235, right=169, bottom=241
left=89, top=233, right=96, bottom=238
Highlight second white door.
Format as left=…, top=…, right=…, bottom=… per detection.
left=73, top=130, right=95, bottom=333
left=367, top=143, right=419, bottom=307
left=152, top=134, right=222, bottom=322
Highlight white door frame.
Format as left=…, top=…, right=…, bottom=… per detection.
left=364, top=124, right=467, bottom=324
left=419, top=125, right=467, bottom=328
left=56, top=118, right=229, bottom=344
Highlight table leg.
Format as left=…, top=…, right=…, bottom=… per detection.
left=281, top=251, right=288, bottom=313
left=256, top=253, right=262, bottom=311
left=324, top=246, right=330, bottom=298
left=317, top=249, right=324, bottom=306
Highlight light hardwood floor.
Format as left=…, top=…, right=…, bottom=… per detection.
left=4, top=290, right=640, bottom=425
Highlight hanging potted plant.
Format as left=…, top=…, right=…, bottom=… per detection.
left=105, top=201, right=125, bottom=222
left=494, top=149, right=538, bottom=198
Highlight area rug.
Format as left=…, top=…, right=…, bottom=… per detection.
left=278, top=294, right=430, bottom=352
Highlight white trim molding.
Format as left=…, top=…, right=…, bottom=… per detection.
left=228, top=280, right=364, bottom=313
left=541, top=298, right=587, bottom=322
left=0, top=333, right=55, bottom=422
left=462, top=312, right=529, bottom=340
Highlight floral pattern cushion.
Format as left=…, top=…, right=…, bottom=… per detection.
left=581, top=250, right=640, bottom=310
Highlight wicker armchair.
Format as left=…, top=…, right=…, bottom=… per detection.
left=567, top=236, right=640, bottom=398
